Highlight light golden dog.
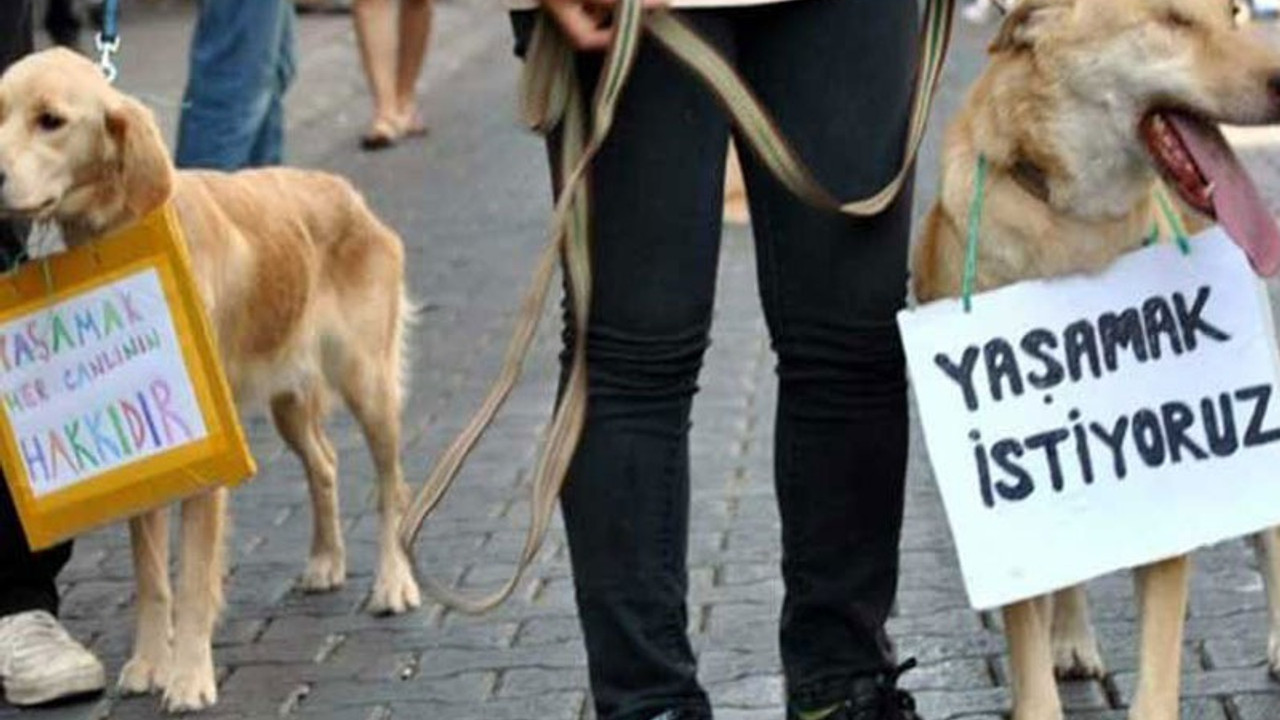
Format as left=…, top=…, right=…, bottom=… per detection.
left=913, top=1, right=1280, bottom=718
left=0, top=49, right=422, bottom=712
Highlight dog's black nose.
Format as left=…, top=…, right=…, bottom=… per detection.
left=1270, top=74, right=1280, bottom=98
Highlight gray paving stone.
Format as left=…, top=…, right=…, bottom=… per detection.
left=302, top=672, right=495, bottom=709
left=391, top=691, right=586, bottom=720
left=707, top=675, right=783, bottom=709
left=1231, top=691, right=1280, bottom=720
left=497, top=667, right=588, bottom=700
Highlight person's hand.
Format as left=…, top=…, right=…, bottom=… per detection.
left=539, top=0, right=665, bottom=51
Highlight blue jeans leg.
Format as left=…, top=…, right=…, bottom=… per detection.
left=175, top=0, right=297, bottom=170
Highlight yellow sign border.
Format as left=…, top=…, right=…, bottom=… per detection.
left=0, top=205, right=255, bottom=550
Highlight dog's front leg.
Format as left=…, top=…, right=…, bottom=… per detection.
left=1129, top=555, right=1191, bottom=720
left=163, top=488, right=227, bottom=713
left=119, top=509, right=172, bottom=695
left=1050, top=584, right=1105, bottom=679
left=1251, top=529, right=1280, bottom=675
left=1004, top=595, right=1063, bottom=720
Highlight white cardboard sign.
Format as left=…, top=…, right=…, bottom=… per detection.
left=0, top=268, right=208, bottom=498
left=899, top=228, right=1280, bottom=610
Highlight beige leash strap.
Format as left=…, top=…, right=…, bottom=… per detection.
left=400, top=0, right=956, bottom=614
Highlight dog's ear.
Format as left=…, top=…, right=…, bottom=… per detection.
left=990, top=0, right=1074, bottom=53
left=105, top=97, right=174, bottom=217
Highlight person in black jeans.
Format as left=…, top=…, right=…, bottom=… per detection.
left=42, top=0, right=105, bottom=49
left=513, top=2, right=921, bottom=719
left=0, top=0, right=106, bottom=707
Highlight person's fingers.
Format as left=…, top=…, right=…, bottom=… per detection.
left=578, top=0, right=667, bottom=12
left=544, top=0, right=667, bottom=51
left=547, top=2, right=614, bottom=49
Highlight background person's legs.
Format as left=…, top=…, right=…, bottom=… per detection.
left=0, top=488, right=71, bottom=619
left=42, top=0, right=80, bottom=48
left=246, top=6, right=297, bottom=167
left=391, top=0, right=431, bottom=133
left=175, top=0, right=296, bottom=170
left=353, top=0, right=400, bottom=143
left=0, top=0, right=68, bottom=619
left=0, top=3, right=105, bottom=706
left=352, top=0, right=432, bottom=147
left=733, top=0, right=918, bottom=712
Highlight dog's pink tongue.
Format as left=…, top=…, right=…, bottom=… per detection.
left=1166, top=113, right=1280, bottom=276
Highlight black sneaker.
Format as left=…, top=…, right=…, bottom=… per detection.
left=788, top=659, right=923, bottom=720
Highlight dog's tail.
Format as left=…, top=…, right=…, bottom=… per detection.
left=392, top=290, right=421, bottom=411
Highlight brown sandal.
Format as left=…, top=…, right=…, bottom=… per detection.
left=396, top=112, right=430, bottom=140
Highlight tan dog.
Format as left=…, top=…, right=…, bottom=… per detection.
left=912, top=1, right=1280, bottom=718
left=0, top=49, right=422, bottom=712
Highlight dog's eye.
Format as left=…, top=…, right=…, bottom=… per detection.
left=35, top=112, right=65, bottom=132
left=1163, top=10, right=1195, bottom=28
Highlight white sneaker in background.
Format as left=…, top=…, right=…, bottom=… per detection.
left=962, top=0, right=1001, bottom=24
left=0, top=610, right=105, bottom=707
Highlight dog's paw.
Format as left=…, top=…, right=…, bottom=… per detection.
left=118, top=655, right=170, bottom=696
left=161, top=661, right=217, bottom=713
left=367, top=556, right=422, bottom=615
left=299, top=551, right=347, bottom=593
left=1053, top=633, right=1106, bottom=679
left=1268, top=631, right=1280, bottom=678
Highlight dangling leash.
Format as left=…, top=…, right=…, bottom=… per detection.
left=399, top=0, right=958, bottom=614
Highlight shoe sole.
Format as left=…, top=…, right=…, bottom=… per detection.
left=3, top=666, right=106, bottom=707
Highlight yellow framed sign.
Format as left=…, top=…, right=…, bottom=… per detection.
left=0, top=204, right=254, bottom=550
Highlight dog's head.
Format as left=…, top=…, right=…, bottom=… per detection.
left=0, top=48, right=173, bottom=236
left=990, top=0, right=1280, bottom=272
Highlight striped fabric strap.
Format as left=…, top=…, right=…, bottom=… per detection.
left=400, top=0, right=957, bottom=614
left=102, top=0, right=120, bottom=43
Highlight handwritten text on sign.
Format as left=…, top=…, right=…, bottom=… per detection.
left=0, top=268, right=208, bottom=497
left=899, top=228, right=1280, bottom=610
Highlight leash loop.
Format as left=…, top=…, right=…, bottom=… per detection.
left=400, top=0, right=958, bottom=614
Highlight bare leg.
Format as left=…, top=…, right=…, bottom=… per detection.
left=271, top=389, right=345, bottom=591
left=1050, top=584, right=1105, bottom=679
left=119, top=509, right=172, bottom=695
left=394, top=0, right=432, bottom=131
left=163, top=489, right=227, bottom=713
left=1252, top=529, right=1280, bottom=674
left=1004, top=595, right=1063, bottom=720
left=353, top=0, right=399, bottom=141
left=1129, top=555, right=1191, bottom=720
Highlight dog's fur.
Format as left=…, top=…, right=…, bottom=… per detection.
left=0, top=49, right=423, bottom=712
left=912, top=1, right=1280, bottom=717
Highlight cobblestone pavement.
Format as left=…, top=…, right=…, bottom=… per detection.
left=8, top=4, right=1280, bottom=719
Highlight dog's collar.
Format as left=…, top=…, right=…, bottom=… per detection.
left=1009, top=156, right=1051, bottom=204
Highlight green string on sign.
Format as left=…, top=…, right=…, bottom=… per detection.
left=961, top=154, right=988, bottom=313
left=1153, top=184, right=1192, bottom=255
left=959, top=163, right=1198, bottom=315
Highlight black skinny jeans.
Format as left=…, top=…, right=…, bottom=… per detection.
left=0, top=0, right=68, bottom=619
left=515, top=2, right=916, bottom=717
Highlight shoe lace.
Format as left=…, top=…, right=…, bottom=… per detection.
left=0, top=612, right=68, bottom=675
left=875, top=658, right=919, bottom=719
